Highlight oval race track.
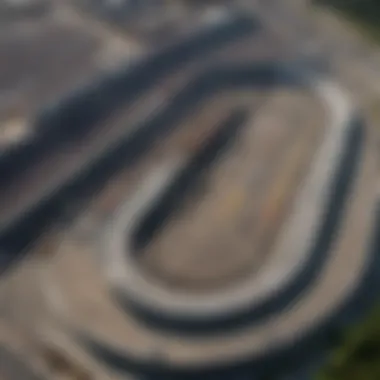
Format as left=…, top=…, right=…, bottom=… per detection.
left=0, top=12, right=378, bottom=380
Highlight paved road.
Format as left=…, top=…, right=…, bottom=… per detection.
left=0, top=347, right=44, bottom=380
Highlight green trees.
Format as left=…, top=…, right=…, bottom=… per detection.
left=317, top=307, right=380, bottom=380
left=315, top=0, right=380, bottom=25
left=313, top=0, right=380, bottom=43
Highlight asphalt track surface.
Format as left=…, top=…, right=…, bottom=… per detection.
left=0, top=13, right=258, bottom=259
